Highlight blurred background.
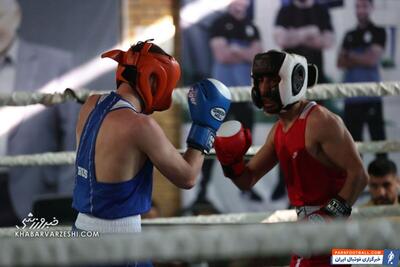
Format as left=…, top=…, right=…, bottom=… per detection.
left=0, top=0, right=399, bottom=225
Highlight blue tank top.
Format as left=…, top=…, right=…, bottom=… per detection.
left=72, top=92, right=153, bottom=219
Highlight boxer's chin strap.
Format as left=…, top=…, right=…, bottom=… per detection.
left=322, top=196, right=352, bottom=217
left=280, top=101, right=298, bottom=113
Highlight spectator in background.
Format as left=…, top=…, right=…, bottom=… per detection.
left=337, top=0, right=386, bottom=158
left=0, top=0, right=78, bottom=226
left=191, top=0, right=263, bottom=206
left=274, top=0, right=334, bottom=84
left=366, top=158, right=399, bottom=206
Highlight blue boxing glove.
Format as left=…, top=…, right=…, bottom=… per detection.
left=187, top=78, right=231, bottom=153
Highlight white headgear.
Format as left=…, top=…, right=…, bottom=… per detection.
left=251, top=50, right=318, bottom=111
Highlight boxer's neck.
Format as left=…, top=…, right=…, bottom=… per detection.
left=116, top=83, right=143, bottom=113
left=278, top=100, right=307, bottom=127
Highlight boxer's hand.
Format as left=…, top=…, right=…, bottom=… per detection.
left=307, top=196, right=352, bottom=223
left=214, top=121, right=252, bottom=179
left=186, top=78, right=231, bottom=154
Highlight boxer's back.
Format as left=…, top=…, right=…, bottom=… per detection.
left=73, top=92, right=153, bottom=219
left=76, top=93, right=148, bottom=183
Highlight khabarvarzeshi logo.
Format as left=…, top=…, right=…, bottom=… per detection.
left=15, top=213, right=99, bottom=238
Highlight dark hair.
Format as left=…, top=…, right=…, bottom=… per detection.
left=368, top=158, right=397, bottom=177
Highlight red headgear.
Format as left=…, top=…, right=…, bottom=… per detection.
left=101, top=41, right=181, bottom=114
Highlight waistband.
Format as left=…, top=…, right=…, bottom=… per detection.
left=75, top=212, right=141, bottom=233
left=295, top=206, right=320, bottom=220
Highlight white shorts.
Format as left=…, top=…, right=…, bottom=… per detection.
left=75, top=212, right=142, bottom=233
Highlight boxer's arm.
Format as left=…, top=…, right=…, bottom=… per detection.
left=230, top=123, right=279, bottom=190
left=136, top=116, right=203, bottom=189
left=309, top=108, right=368, bottom=206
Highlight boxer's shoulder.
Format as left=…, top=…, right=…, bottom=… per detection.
left=307, top=104, right=342, bottom=127
left=306, top=105, right=345, bottom=142
left=79, top=94, right=102, bottom=118
left=120, top=113, right=163, bottom=142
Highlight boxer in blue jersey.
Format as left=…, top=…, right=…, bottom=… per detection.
left=72, top=40, right=231, bottom=266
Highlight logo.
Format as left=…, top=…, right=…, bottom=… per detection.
left=207, top=135, right=215, bottom=150
left=331, top=249, right=400, bottom=265
left=188, top=88, right=197, bottom=105
left=364, top=31, right=372, bottom=43
left=15, top=213, right=99, bottom=238
left=383, top=249, right=400, bottom=266
left=210, top=107, right=226, bottom=121
left=16, top=212, right=58, bottom=230
left=245, top=25, right=255, bottom=37
left=78, top=166, right=88, bottom=179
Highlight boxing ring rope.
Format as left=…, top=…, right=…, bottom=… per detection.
left=0, top=139, right=399, bottom=167
left=139, top=205, right=400, bottom=224
left=0, top=82, right=399, bottom=266
left=1, top=81, right=399, bottom=166
left=0, top=219, right=399, bottom=266
left=0, top=81, right=399, bottom=106
left=0, top=205, right=397, bottom=238
left=0, top=205, right=397, bottom=237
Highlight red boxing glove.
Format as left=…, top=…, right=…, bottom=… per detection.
left=214, top=120, right=252, bottom=179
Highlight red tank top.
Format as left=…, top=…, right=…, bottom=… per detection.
left=274, top=102, right=346, bottom=207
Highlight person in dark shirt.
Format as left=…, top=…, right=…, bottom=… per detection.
left=208, top=0, right=262, bottom=128
left=274, top=0, right=334, bottom=83
left=337, top=0, right=386, bottom=158
left=191, top=0, right=263, bottom=207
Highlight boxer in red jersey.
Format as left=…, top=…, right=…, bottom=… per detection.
left=214, top=50, right=368, bottom=267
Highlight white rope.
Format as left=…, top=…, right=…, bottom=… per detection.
left=141, top=205, right=400, bottom=225
left=0, top=205, right=396, bottom=238
left=0, top=90, right=79, bottom=106
left=0, top=152, right=76, bottom=167
left=1, top=140, right=399, bottom=167
left=355, top=140, right=400, bottom=154
left=305, top=81, right=400, bottom=100
left=1, top=81, right=400, bottom=106
left=0, top=219, right=399, bottom=266
left=176, top=81, right=400, bottom=103
left=245, top=140, right=400, bottom=158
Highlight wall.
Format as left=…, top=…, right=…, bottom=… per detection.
left=122, top=0, right=182, bottom=217
left=254, top=0, right=400, bottom=82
